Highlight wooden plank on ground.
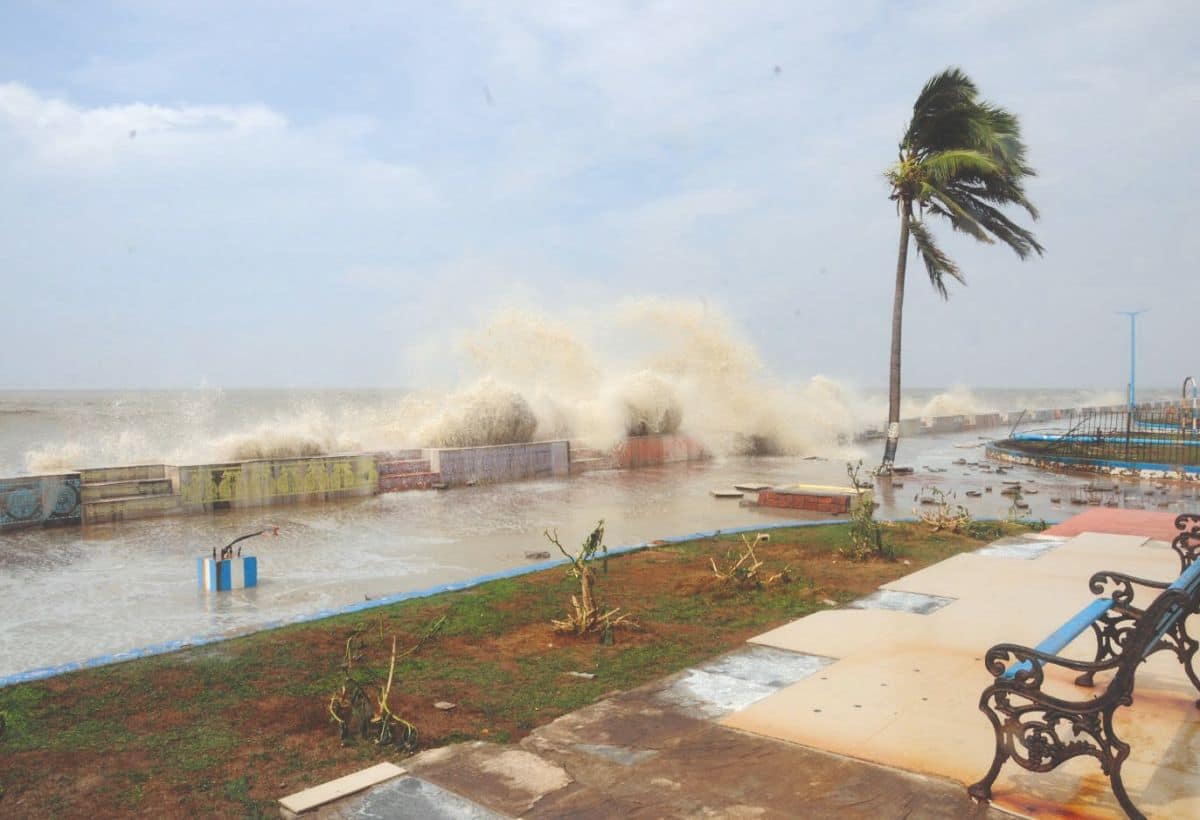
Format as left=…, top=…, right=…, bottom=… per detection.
left=278, top=762, right=405, bottom=815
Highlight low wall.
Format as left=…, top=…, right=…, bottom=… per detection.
left=756, top=484, right=860, bottom=514
left=612, top=435, right=708, bottom=469
left=425, top=441, right=569, bottom=486
left=178, top=454, right=378, bottom=511
left=0, top=474, right=83, bottom=529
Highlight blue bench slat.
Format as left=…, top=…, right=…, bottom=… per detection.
left=1003, top=597, right=1114, bottom=681
left=1168, top=558, right=1200, bottom=593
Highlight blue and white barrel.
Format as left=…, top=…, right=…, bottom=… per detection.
left=197, top=556, right=258, bottom=591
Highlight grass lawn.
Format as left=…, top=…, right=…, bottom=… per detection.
left=0, top=520, right=1036, bottom=818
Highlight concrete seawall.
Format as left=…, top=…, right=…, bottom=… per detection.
left=426, top=440, right=569, bottom=486
left=0, top=474, right=82, bottom=529
left=4, top=400, right=1193, bottom=531
left=178, top=454, right=379, bottom=512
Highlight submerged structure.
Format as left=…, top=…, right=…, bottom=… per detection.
left=988, top=397, right=1200, bottom=481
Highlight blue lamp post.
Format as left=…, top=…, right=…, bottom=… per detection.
left=1116, top=310, right=1147, bottom=413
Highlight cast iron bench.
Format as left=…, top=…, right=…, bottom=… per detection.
left=969, top=513, right=1200, bottom=820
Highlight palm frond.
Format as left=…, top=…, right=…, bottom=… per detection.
left=908, top=218, right=964, bottom=299
left=950, top=195, right=1045, bottom=259
left=918, top=183, right=991, bottom=243
left=920, top=149, right=1000, bottom=187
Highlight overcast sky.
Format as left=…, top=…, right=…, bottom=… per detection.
left=1, top=1, right=1196, bottom=391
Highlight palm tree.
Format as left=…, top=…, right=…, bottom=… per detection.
left=879, top=68, right=1043, bottom=474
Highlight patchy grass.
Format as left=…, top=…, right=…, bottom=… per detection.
left=0, top=521, right=1034, bottom=818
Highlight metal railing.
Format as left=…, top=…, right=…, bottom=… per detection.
left=1007, top=404, right=1200, bottom=468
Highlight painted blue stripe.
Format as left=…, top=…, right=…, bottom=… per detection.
left=0, top=516, right=1048, bottom=689
left=1003, top=597, right=1113, bottom=681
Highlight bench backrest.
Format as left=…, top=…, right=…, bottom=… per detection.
left=1112, top=569, right=1200, bottom=692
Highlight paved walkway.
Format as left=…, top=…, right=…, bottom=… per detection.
left=292, top=512, right=1199, bottom=819
left=1042, top=508, right=1182, bottom=541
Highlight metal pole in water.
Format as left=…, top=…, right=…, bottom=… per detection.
left=1117, top=309, right=1147, bottom=457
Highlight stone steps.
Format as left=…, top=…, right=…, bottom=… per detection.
left=378, top=458, right=432, bottom=476
left=81, top=477, right=173, bottom=502
left=570, top=456, right=614, bottom=474
left=78, top=464, right=169, bottom=484
left=379, top=471, right=443, bottom=492
left=82, top=492, right=182, bottom=525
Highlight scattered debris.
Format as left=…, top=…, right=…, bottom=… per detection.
left=328, top=616, right=446, bottom=750
left=710, top=489, right=744, bottom=498
left=524, top=551, right=551, bottom=560
left=546, top=521, right=636, bottom=641
left=433, top=701, right=456, bottom=711
left=566, top=671, right=596, bottom=679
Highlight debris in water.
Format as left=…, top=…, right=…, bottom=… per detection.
left=525, top=551, right=551, bottom=560
left=965, top=490, right=982, bottom=498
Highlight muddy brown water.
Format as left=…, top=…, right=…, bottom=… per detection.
left=1, top=429, right=1196, bottom=680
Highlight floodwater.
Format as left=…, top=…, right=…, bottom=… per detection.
left=2, top=428, right=1196, bottom=681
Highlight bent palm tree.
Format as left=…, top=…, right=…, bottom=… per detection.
left=879, top=68, right=1043, bottom=474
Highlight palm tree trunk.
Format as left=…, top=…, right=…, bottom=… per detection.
left=880, top=199, right=912, bottom=473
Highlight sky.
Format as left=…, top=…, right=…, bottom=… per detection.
left=0, top=0, right=1196, bottom=391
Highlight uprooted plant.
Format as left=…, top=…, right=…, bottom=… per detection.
left=914, top=486, right=971, bottom=533
left=546, top=520, right=636, bottom=643
left=328, top=615, right=445, bottom=750
left=710, top=532, right=791, bottom=589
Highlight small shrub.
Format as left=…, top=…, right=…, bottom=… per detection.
left=842, top=461, right=894, bottom=561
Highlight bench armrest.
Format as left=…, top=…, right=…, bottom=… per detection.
left=1088, top=570, right=1169, bottom=608
left=1173, top=513, right=1200, bottom=572
left=983, top=643, right=1118, bottom=689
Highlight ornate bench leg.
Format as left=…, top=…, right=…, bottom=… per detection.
left=1169, top=618, right=1200, bottom=708
left=968, top=689, right=1007, bottom=803
left=1104, top=711, right=1145, bottom=820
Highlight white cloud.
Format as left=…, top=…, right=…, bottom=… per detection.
left=0, top=81, right=285, bottom=171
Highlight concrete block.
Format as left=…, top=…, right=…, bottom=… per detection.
left=755, top=484, right=861, bottom=514
left=611, top=435, right=708, bottom=468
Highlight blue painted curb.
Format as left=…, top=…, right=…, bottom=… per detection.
left=1, top=518, right=871, bottom=688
